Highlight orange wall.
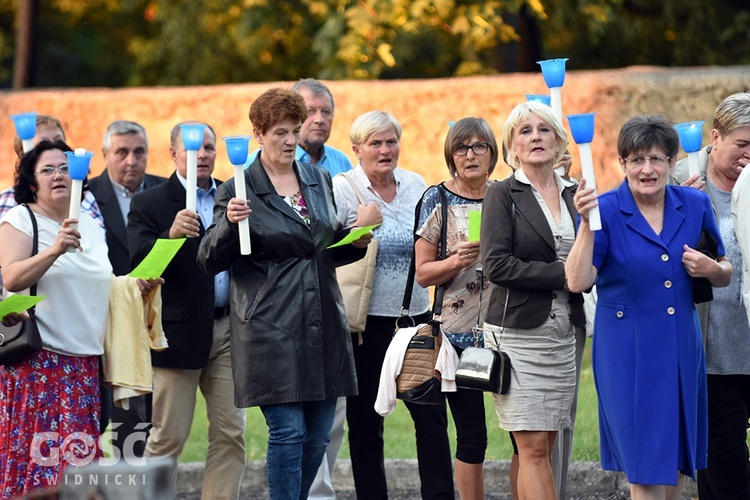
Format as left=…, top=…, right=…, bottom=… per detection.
left=1, top=66, right=749, bottom=194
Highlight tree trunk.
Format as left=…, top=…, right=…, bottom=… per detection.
left=12, top=0, right=38, bottom=89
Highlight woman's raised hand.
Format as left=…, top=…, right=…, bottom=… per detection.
left=226, top=198, right=252, bottom=225
left=352, top=231, right=374, bottom=249
left=0, top=311, right=29, bottom=327
left=136, top=277, right=165, bottom=297
left=573, top=178, right=598, bottom=222
left=354, top=203, right=382, bottom=227
left=455, top=241, right=480, bottom=268
left=54, top=219, right=82, bottom=254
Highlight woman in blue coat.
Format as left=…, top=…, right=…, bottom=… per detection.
left=566, top=115, right=733, bottom=499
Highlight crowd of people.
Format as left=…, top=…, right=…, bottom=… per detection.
left=0, top=81, right=749, bottom=500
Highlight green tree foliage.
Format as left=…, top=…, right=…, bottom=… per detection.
left=542, top=0, right=750, bottom=69
left=0, top=0, right=748, bottom=87
left=0, top=0, right=15, bottom=84
left=0, top=0, right=154, bottom=88
left=127, top=0, right=328, bottom=85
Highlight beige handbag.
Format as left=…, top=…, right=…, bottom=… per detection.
left=335, top=174, right=378, bottom=333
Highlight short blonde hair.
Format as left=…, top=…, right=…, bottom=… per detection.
left=350, top=111, right=402, bottom=146
left=502, top=101, right=568, bottom=171
left=713, top=92, right=750, bottom=138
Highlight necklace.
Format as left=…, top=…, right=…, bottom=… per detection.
left=34, top=203, right=64, bottom=224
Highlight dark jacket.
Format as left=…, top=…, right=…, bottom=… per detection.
left=127, top=173, right=218, bottom=369
left=89, top=170, right=166, bottom=275
left=480, top=175, right=585, bottom=329
left=197, top=157, right=362, bottom=408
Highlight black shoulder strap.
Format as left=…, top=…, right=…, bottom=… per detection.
left=398, top=185, right=447, bottom=328
left=22, top=204, right=39, bottom=299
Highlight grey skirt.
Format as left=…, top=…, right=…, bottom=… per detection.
left=484, top=291, right=578, bottom=431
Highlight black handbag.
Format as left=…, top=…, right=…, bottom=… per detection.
left=394, top=186, right=448, bottom=406
left=0, top=204, right=43, bottom=365
left=455, top=271, right=512, bottom=394
left=693, top=229, right=719, bottom=304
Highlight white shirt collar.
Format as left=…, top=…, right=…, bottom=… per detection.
left=514, top=167, right=575, bottom=193
left=175, top=170, right=217, bottom=193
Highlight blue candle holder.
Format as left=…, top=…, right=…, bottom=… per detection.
left=11, top=112, right=38, bottom=140
left=567, top=113, right=596, bottom=144
left=223, top=136, right=251, bottom=166
left=181, top=124, right=206, bottom=150
left=537, top=58, right=568, bottom=89
left=447, top=121, right=455, bottom=128
left=526, top=94, right=551, bottom=106
left=65, top=150, right=94, bottom=181
left=674, top=121, right=705, bottom=153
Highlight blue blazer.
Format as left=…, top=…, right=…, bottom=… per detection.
left=592, top=181, right=724, bottom=484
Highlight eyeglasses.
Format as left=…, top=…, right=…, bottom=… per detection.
left=454, top=142, right=490, bottom=156
left=625, top=155, right=670, bottom=167
left=35, top=165, right=70, bottom=177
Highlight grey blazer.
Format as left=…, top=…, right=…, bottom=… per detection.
left=480, top=175, right=585, bottom=329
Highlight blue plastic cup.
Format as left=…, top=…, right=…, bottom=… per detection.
left=180, top=124, right=206, bottom=151
left=526, top=94, right=552, bottom=106
left=537, top=58, right=569, bottom=88
left=11, top=112, right=38, bottom=140
left=567, top=113, right=597, bottom=144
left=674, top=121, right=705, bottom=153
left=223, top=136, right=251, bottom=166
left=65, top=150, right=94, bottom=181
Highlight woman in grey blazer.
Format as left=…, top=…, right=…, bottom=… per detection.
left=480, top=101, right=585, bottom=499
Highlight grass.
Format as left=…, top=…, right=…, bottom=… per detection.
left=178, top=337, right=601, bottom=463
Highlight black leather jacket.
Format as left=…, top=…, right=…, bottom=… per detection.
left=197, top=158, right=363, bottom=407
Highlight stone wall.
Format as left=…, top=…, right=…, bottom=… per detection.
left=1, top=66, right=749, bottom=192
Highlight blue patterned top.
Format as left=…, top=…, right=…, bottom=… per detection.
left=333, top=165, right=430, bottom=317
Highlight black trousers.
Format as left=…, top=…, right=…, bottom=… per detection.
left=110, top=393, right=152, bottom=459
left=697, top=374, right=750, bottom=500
left=445, top=345, right=487, bottom=464
left=346, top=314, right=454, bottom=500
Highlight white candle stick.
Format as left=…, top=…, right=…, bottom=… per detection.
left=687, top=151, right=701, bottom=179
left=22, top=139, right=34, bottom=153
left=186, top=149, right=198, bottom=214
left=550, top=87, right=563, bottom=128
left=67, top=148, right=88, bottom=253
left=578, top=142, right=601, bottom=231
left=233, top=165, right=252, bottom=255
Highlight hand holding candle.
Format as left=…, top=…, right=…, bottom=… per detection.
left=674, top=121, right=705, bottom=179
left=11, top=112, right=37, bottom=154
left=537, top=58, right=568, bottom=127
left=180, top=124, right=206, bottom=214
left=64, top=149, right=94, bottom=252
left=567, top=113, right=601, bottom=231
left=223, top=136, right=252, bottom=255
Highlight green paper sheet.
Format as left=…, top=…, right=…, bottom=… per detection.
left=0, top=294, right=45, bottom=317
left=468, top=210, right=482, bottom=242
left=129, top=238, right=187, bottom=279
left=327, top=224, right=380, bottom=249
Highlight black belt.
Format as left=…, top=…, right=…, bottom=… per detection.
left=214, top=305, right=230, bottom=320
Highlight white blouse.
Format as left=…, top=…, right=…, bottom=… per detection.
left=1, top=206, right=113, bottom=356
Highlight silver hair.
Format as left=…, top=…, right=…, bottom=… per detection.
left=102, top=120, right=148, bottom=151
left=292, top=78, right=335, bottom=109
